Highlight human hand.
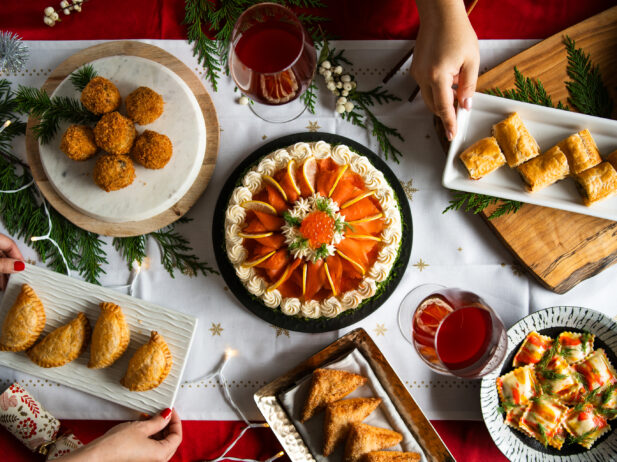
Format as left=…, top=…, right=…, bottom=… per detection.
left=0, top=234, right=25, bottom=290
left=412, top=0, right=479, bottom=141
left=59, top=408, right=182, bottom=462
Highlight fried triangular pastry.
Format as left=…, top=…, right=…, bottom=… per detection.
left=0, top=284, right=45, bottom=352
left=364, top=451, right=421, bottom=462
left=121, top=331, right=173, bottom=392
left=300, top=368, right=367, bottom=422
left=27, top=312, right=90, bottom=368
left=323, top=397, right=382, bottom=455
left=344, top=423, right=403, bottom=462
left=88, top=302, right=130, bottom=369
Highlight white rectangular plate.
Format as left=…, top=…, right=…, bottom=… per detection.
left=443, top=92, right=617, bottom=221
left=0, top=264, right=198, bottom=414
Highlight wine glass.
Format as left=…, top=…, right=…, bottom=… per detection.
left=229, top=2, right=317, bottom=123
left=398, top=284, right=508, bottom=378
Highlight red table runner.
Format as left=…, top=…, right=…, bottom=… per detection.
left=1, top=0, right=615, bottom=460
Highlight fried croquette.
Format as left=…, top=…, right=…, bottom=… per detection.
left=93, top=112, right=137, bottom=155
left=131, top=130, right=173, bottom=169
left=59, top=125, right=97, bottom=161
left=126, top=87, right=164, bottom=125
left=81, top=76, right=121, bottom=115
left=93, top=154, right=135, bottom=192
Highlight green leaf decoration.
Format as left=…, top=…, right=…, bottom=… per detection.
left=69, top=64, right=98, bottom=92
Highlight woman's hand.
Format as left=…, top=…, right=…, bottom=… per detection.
left=60, top=408, right=182, bottom=462
left=412, top=0, right=479, bottom=141
left=0, top=234, right=25, bottom=290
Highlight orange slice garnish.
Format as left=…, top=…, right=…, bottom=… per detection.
left=324, top=262, right=337, bottom=296
left=241, top=200, right=278, bottom=215
left=267, top=265, right=291, bottom=292
left=241, top=250, right=276, bottom=268
left=301, top=263, right=307, bottom=297
left=263, top=175, right=288, bottom=202
left=341, top=190, right=377, bottom=209
left=301, top=157, right=317, bottom=194
left=345, top=234, right=382, bottom=242
left=348, top=213, right=384, bottom=225
left=259, top=70, right=299, bottom=104
left=336, top=249, right=365, bottom=275
left=238, top=231, right=274, bottom=239
left=328, top=164, right=349, bottom=198
left=287, top=160, right=301, bottom=196
left=415, top=296, right=454, bottom=336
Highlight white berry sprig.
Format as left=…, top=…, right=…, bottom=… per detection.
left=318, top=59, right=356, bottom=114
left=44, top=0, right=85, bottom=27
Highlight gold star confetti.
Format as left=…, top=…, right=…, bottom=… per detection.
left=25, top=258, right=36, bottom=265
left=413, top=259, right=429, bottom=271
left=400, top=179, right=419, bottom=201
left=374, top=323, right=387, bottom=336
left=306, top=121, right=321, bottom=132
left=209, top=323, right=223, bottom=336
left=457, top=247, right=462, bottom=252
left=271, top=325, right=290, bottom=337
left=262, top=134, right=267, bottom=140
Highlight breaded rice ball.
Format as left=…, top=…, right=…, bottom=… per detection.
left=131, top=130, right=173, bottom=169
left=93, top=112, right=137, bottom=155
left=126, top=87, right=164, bottom=125
left=93, top=154, right=135, bottom=192
left=60, top=125, right=97, bottom=161
left=81, top=76, right=121, bottom=115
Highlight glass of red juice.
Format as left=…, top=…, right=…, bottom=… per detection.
left=398, top=284, right=508, bottom=378
left=229, top=3, right=317, bottom=123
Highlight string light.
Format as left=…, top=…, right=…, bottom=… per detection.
left=0, top=120, right=11, bottom=135
left=188, top=352, right=285, bottom=462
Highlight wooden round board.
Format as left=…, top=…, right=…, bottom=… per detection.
left=25, top=41, right=219, bottom=237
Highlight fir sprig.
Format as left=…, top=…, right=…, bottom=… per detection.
left=112, top=235, right=148, bottom=270
left=69, top=64, right=98, bottom=92
left=301, top=80, right=318, bottom=114
left=486, top=67, right=567, bottom=109
left=442, top=191, right=523, bottom=220
left=496, top=400, right=517, bottom=414
left=568, top=428, right=598, bottom=446
left=14, top=85, right=99, bottom=144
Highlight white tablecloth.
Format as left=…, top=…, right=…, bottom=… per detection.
left=1, top=40, right=616, bottom=421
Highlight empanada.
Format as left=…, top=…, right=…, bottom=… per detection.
left=557, top=129, right=602, bottom=174
left=0, top=284, right=45, bottom=352
left=301, top=368, right=367, bottom=422
left=27, top=312, right=90, bottom=368
left=121, top=331, right=172, bottom=392
left=459, top=137, right=506, bottom=180
left=492, top=112, right=540, bottom=167
left=323, top=397, right=382, bottom=456
left=88, top=302, right=130, bottom=369
left=344, top=423, right=403, bottom=462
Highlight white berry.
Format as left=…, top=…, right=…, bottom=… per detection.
left=63, top=8, right=71, bottom=14
left=60, top=0, right=69, bottom=7
left=321, top=60, right=331, bottom=69
left=345, top=102, right=355, bottom=112
left=337, top=97, right=347, bottom=105
left=73, top=4, right=81, bottom=11
left=341, top=75, right=351, bottom=82
left=323, top=70, right=332, bottom=79
left=341, top=90, right=349, bottom=97
left=336, top=104, right=346, bottom=114
left=336, top=82, right=343, bottom=89
left=327, top=82, right=336, bottom=91
left=343, top=82, right=352, bottom=91
left=44, top=6, right=55, bottom=15
left=334, top=66, right=343, bottom=74
left=238, top=96, right=249, bottom=105
left=43, top=16, right=55, bottom=26
left=351, top=81, right=357, bottom=88
left=51, top=11, right=59, bottom=20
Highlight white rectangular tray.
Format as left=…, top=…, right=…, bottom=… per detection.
left=442, top=92, right=617, bottom=221
left=0, top=264, right=198, bottom=414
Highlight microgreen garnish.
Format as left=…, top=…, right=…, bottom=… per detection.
left=334, top=218, right=353, bottom=233
left=314, top=244, right=330, bottom=260
left=539, top=370, right=568, bottom=381
left=283, top=211, right=302, bottom=227
left=601, top=384, right=616, bottom=405
left=568, top=428, right=598, bottom=446
left=289, top=238, right=308, bottom=251
left=536, top=341, right=560, bottom=371
left=314, top=196, right=334, bottom=215
left=496, top=400, right=517, bottom=414
left=580, top=332, right=593, bottom=354
left=537, top=423, right=549, bottom=447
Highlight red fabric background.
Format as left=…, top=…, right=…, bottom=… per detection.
left=1, top=0, right=616, bottom=460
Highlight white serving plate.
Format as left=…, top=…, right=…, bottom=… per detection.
left=443, top=92, right=617, bottom=221
left=0, top=264, right=198, bottom=414
left=40, top=55, right=206, bottom=223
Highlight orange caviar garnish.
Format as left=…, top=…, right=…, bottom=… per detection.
left=300, top=211, right=334, bottom=248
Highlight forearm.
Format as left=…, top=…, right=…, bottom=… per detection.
left=415, top=0, right=467, bottom=26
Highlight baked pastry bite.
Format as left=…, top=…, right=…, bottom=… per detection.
left=557, top=129, right=602, bottom=174
left=492, top=112, right=540, bottom=167
left=364, top=451, right=421, bottom=462
left=323, top=397, right=382, bottom=456
left=607, top=150, right=617, bottom=172
left=121, top=331, right=172, bottom=392
left=27, top=312, right=90, bottom=368
left=0, top=284, right=45, bottom=352
left=575, top=162, right=617, bottom=206
left=80, top=76, right=121, bottom=115
left=458, top=137, right=506, bottom=179
left=517, top=145, right=570, bottom=192
left=88, top=302, right=130, bottom=369
left=344, top=423, right=403, bottom=462
left=300, top=368, right=367, bottom=422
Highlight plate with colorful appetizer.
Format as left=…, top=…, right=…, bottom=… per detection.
left=481, top=306, right=617, bottom=461
left=213, top=132, right=412, bottom=333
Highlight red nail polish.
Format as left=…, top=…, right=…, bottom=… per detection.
left=161, top=408, right=172, bottom=419
left=13, top=261, right=25, bottom=272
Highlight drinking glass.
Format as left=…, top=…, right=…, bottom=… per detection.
left=398, top=284, right=508, bottom=378
left=229, top=2, right=317, bottom=123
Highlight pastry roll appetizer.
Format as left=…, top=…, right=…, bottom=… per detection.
left=512, top=331, right=553, bottom=367
left=575, top=349, right=617, bottom=392
left=459, top=137, right=506, bottom=179
left=564, top=403, right=610, bottom=449
left=519, top=395, right=570, bottom=449
left=492, top=112, right=540, bottom=167
left=607, top=149, right=617, bottom=172
left=575, top=162, right=617, bottom=206
left=0, top=284, right=45, bottom=352
left=557, top=129, right=602, bottom=174
left=557, top=331, right=594, bottom=364
left=517, top=146, right=570, bottom=192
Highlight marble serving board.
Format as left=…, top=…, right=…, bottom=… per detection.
left=0, top=264, right=198, bottom=414
left=39, top=55, right=206, bottom=223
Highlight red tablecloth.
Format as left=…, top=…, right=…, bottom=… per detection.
left=1, top=1, right=615, bottom=460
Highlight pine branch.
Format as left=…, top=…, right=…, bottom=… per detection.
left=486, top=67, right=567, bottom=109
left=69, top=64, right=98, bottom=92
left=113, top=235, right=148, bottom=270
left=301, top=79, right=318, bottom=114
left=563, top=35, right=612, bottom=117
left=353, top=86, right=401, bottom=107
left=443, top=191, right=522, bottom=220
left=184, top=0, right=221, bottom=91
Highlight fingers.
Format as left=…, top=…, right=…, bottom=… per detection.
left=432, top=75, right=457, bottom=141
left=0, top=258, right=25, bottom=276
left=457, top=57, right=479, bottom=111
left=138, top=408, right=174, bottom=436
left=0, top=235, right=24, bottom=261
left=155, top=409, right=182, bottom=461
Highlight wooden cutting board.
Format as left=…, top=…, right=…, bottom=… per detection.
left=462, top=6, right=617, bottom=294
